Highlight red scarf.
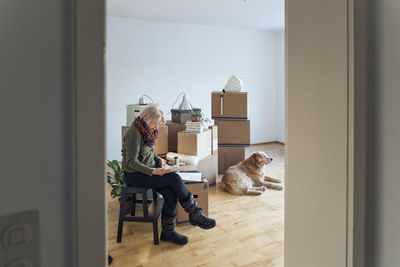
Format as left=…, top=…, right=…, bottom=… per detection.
left=133, top=117, right=158, bottom=147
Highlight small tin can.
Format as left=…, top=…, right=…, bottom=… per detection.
left=174, top=156, right=179, bottom=166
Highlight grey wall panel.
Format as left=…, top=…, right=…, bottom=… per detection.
left=0, top=0, right=75, bottom=266
left=285, top=0, right=349, bottom=266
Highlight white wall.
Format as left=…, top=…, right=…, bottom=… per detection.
left=276, top=31, right=285, bottom=143
left=106, top=17, right=284, bottom=160
left=0, top=0, right=75, bottom=266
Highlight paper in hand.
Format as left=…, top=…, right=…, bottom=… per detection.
left=164, top=164, right=196, bottom=172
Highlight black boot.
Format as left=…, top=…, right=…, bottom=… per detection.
left=181, top=196, right=216, bottom=229
left=160, top=216, right=188, bottom=245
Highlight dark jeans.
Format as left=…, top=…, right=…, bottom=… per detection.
left=124, top=171, right=192, bottom=218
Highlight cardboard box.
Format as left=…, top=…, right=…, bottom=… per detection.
left=212, top=91, right=248, bottom=119
left=208, top=125, right=218, bottom=155
left=177, top=180, right=209, bottom=225
left=214, top=119, right=250, bottom=145
left=218, top=146, right=246, bottom=174
left=177, top=129, right=211, bottom=159
left=196, top=154, right=218, bottom=186
left=121, top=125, right=168, bottom=156
left=171, top=108, right=200, bottom=124
left=154, top=124, right=168, bottom=156
left=166, top=121, right=187, bottom=152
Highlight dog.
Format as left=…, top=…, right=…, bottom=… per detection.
left=221, top=151, right=283, bottom=195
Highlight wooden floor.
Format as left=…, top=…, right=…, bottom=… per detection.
left=107, top=143, right=285, bottom=267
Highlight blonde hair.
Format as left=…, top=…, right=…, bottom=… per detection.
left=139, top=104, right=166, bottom=124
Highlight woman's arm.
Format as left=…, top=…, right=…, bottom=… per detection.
left=125, top=128, right=155, bottom=176
left=154, top=153, right=165, bottom=168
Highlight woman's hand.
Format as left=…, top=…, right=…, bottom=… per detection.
left=152, top=168, right=172, bottom=176
left=158, top=160, right=166, bottom=168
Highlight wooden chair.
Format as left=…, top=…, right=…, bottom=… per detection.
left=116, top=184, right=164, bottom=245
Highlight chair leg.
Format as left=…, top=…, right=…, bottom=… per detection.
left=143, top=190, right=149, bottom=218
left=117, top=187, right=127, bottom=243
left=131, top=193, right=136, bottom=216
left=153, top=219, right=159, bottom=245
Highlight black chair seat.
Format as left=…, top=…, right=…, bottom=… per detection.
left=121, top=199, right=163, bottom=222
left=117, top=184, right=164, bottom=245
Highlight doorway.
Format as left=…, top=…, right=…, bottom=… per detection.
left=105, top=2, right=285, bottom=265
left=75, top=0, right=357, bottom=266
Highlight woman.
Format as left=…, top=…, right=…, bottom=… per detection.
left=122, top=104, right=216, bottom=245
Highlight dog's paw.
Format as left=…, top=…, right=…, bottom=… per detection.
left=271, top=185, right=283, bottom=191
left=264, top=176, right=282, bottom=183
left=261, top=186, right=267, bottom=191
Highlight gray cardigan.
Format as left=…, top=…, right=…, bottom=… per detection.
left=121, top=126, right=162, bottom=176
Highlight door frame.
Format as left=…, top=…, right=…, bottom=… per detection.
left=75, top=0, right=107, bottom=266
left=73, top=0, right=365, bottom=266
left=284, top=0, right=364, bottom=266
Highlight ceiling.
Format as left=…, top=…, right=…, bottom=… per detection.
left=107, top=0, right=285, bottom=31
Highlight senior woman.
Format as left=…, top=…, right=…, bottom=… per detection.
left=122, top=104, right=216, bottom=245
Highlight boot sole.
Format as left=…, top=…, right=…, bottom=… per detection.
left=160, top=235, right=188, bottom=245
left=190, top=221, right=216, bottom=229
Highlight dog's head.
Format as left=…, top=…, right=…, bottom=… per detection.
left=249, top=151, right=273, bottom=170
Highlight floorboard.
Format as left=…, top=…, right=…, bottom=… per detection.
left=107, top=143, right=284, bottom=266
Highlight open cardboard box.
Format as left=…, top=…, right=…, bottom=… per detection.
left=177, top=129, right=212, bottom=159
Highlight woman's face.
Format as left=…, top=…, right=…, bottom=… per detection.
left=148, top=120, right=160, bottom=131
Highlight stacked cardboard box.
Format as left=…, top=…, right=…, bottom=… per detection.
left=177, top=127, right=218, bottom=186
left=166, top=121, right=187, bottom=152
left=212, top=91, right=250, bottom=174
left=177, top=129, right=212, bottom=159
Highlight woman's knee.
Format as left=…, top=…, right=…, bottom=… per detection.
left=165, top=173, right=184, bottom=187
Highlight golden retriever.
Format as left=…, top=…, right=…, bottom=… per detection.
left=221, top=151, right=283, bottom=195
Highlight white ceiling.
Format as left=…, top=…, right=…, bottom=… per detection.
left=107, top=0, right=285, bottom=31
